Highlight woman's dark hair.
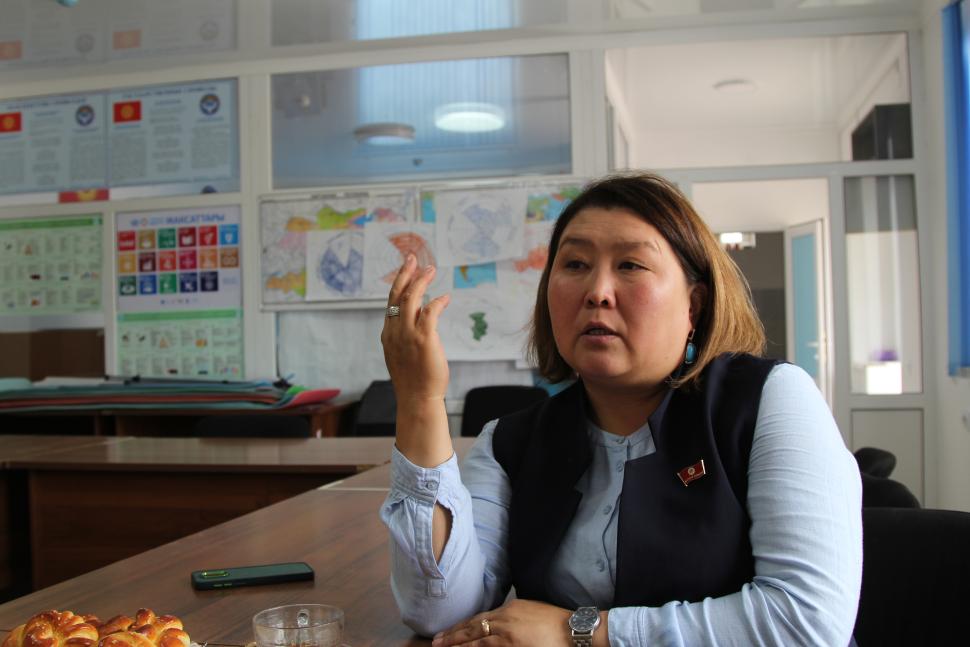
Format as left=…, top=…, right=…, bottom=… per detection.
left=527, top=172, right=766, bottom=389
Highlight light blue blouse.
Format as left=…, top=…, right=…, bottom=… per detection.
left=380, top=364, right=863, bottom=646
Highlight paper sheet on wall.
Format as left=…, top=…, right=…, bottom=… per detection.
left=260, top=191, right=414, bottom=304
left=0, top=93, right=108, bottom=196
left=433, top=187, right=528, bottom=266
left=362, top=222, right=451, bottom=300
left=0, top=214, right=102, bottom=315
left=304, top=229, right=368, bottom=301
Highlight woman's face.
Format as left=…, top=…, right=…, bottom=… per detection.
left=547, top=207, right=699, bottom=390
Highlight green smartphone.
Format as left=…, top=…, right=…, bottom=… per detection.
left=190, top=562, right=314, bottom=590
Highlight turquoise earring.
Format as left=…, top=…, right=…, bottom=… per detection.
left=684, top=329, right=697, bottom=365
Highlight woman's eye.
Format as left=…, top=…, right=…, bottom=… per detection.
left=619, top=261, right=646, bottom=270
left=563, top=259, right=586, bottom=269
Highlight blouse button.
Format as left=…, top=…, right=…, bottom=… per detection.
left=596, top=559, right=606, bottom=572
left=602, top=504, right=612, bottom=515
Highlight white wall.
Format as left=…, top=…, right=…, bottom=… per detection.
left=635, top=126, right=840, bottom=169
left=921, top=0, right=970, bottom=511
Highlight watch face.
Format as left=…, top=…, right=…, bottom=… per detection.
left=570, top=618, right=597, bottom=632
left=569, top=607, right=600, bottom=633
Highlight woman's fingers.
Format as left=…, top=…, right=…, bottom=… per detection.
left=417, top=293, right=450, bottom=333
left=399, top=263, right=437, bottom=324
left=433, top=614, right=495, bottom=646
left=386, top=253, right=417, bottom=307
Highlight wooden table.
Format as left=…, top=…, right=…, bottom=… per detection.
left=0, top=438, right=479, bottom=646
left=0, top=399, right=354, bottom=437
left=2, top=436, right=397, bottom=594
left=0, top=437, right=132, bottom=599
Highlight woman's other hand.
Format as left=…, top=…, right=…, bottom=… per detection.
left=431, top=600, right=607, bottom=647
left=380, top=254, right=453, bottom=467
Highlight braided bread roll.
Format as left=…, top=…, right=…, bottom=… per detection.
left=1, top=610, right=100, bottom=647
left=2, top=610, right=189, bottom=647
left=96, top=610, right=189, bottom=647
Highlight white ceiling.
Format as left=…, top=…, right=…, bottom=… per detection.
left=691, top=178, right=830, bottom=232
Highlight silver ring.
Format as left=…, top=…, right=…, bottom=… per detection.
left=480, top=618, right=490, bottom=636
left=386, top=305, right=401, bottom=318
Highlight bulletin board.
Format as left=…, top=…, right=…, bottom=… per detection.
left=260, top=181, right=583, bottom=362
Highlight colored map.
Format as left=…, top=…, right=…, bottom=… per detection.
left=526, top=185, right=581, bottom=222
left=261, top=192, right=413, bottom=304
left=454, top=263, right=498, bottom=289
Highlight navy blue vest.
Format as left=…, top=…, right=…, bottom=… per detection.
left=492, top=353, right=779, bottom=607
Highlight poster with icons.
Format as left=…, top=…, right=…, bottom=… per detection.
left=108, top=79, right=236, bottom=187
left=116, top=309, right=243, bottom=379
left=0, top=93, right=107, bottom=196
left=0, top=214, right=102, bottom=315
left=115, top=205, right=242, bottom=379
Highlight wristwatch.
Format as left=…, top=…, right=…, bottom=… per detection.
left=568, top=606, right=600, bottom=647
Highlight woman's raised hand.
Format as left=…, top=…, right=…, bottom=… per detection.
left=380, top=254, right=453, bottom=467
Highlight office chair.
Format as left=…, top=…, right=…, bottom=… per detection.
left=194, top=414, right=311, bottom=437
left=352, top=380, right=397, bottom=436
left=860, top=472, right=921, bottom=509
left=854, top=507, right=970, bottom=645
left=460, top=385, right=549, bottom=437
left=854, top=446, right=897, bottom=478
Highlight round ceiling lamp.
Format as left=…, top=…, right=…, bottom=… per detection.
left=352, top=122, right=416, bottom=145
left=434, top=102, right=505, bottom=133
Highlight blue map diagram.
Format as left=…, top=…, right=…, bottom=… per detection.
left=435, top=188, right=527, bottom=266
left=318, top=233, right=364, bottom=297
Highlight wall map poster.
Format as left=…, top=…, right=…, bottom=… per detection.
left=115, top=205, right=242, bottom=378
left=0, top=214, right=102, bottom=315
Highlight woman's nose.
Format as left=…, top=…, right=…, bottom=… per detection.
left=585, top=270, right=615, bottom=308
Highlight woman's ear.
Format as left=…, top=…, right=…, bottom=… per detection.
left=688, top=283, right=708, bottom=329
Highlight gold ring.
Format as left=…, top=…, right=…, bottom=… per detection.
left=480, top=617, right=491, bottom=636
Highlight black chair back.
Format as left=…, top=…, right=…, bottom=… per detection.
left=855, top=507, right=970, bottom=645
left=353, top=380, right=397, bottom=436
left=460, top=385, right=548, bottom=437
left=861, top=472, right=920, bottom=509
left=854, top=446, right=897, bottom=478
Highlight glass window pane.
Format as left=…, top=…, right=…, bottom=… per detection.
left=271, top=0, right=567, bottom=46
left=844, top=175, right=922, bottom=394
left=608, top=0, right=907, bottom=20
left=610, top=33, right=912, bottom=169
left=271, top=54, right=571, bottom=188
left=0, top=0, right=235, bottom=72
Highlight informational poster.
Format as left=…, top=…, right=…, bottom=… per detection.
left=116, top=205, right=242, bottom=379
left=260, top=191, right=415, bottom=304
left=0, top=0, right=234, bottom=69
left=0, top=93, right=108, bottom=196
left=0, top=214, right=102, bottom=315
left=0, top=79, right=237, bottom=200
left=116, top=309, right=243, bottom=379
left=108, top=79, right=236, bottom=187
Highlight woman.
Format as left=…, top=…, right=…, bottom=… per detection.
left=380, top=174, right=861, bottom=646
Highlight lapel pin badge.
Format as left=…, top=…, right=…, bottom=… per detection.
left=677, top=459, right=706, bottom=487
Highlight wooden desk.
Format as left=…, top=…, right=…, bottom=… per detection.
left=2, top=436, right=396, bottom=592
left=0, top=399, right=354, bottom=437
left=0, top=486, right=427, bottom=646
left=0, top=437, right=133, bottom=599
